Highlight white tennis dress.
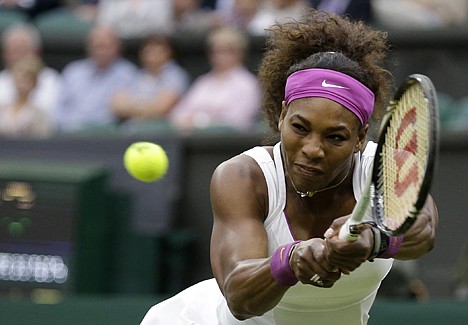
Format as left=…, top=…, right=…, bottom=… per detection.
left=140, top=142, right=393, bottom=325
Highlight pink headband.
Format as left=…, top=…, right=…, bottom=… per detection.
left=284, top=68, right=375, bottom=125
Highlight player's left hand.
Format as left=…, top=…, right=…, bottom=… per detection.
left=395, top=195, right=438, bottom=260
left=322, top=216, right=374, bottom=274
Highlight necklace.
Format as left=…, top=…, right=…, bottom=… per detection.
left=289, top=168, right=351, bottom=198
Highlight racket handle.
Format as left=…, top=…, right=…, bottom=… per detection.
left=338, top=173, right=373, bottom=241
left=338, top=219, right=360, bottom=241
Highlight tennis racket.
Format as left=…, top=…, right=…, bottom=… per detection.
left=338, top=74, right=439, bottom=241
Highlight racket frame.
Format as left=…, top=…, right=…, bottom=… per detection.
left=372, top=74, right=439, bottom=236
left=339, top=74, right=439, bottom=240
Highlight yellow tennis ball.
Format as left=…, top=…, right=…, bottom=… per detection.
left=123, top=142, right=169, bottom=182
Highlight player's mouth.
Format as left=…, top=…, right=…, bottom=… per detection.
left=295, top=163, right=324, bottom=177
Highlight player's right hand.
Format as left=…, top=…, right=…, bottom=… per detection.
left=289, top=238, right=341, bottom=287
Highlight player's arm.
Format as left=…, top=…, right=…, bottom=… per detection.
left=394, top=194, right=438, bottom=260
left=210, top=154, right=288, bottom=320
left=324, top=195, right=438, bottom=267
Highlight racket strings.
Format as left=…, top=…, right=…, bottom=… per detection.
left=378, top=83, right=430, bottom=230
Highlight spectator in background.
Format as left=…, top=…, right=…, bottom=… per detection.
left=210, top=0, right=234, bottom=20
left=171, top=0, right=219, bottom=35
left=221, top=0, right=263, bottom=33
left=110, top=35, right=190, bottom=123
left=308, top=0, right=372, bottom=23
left=169, top=26, right=261, bottom=133
left=54, top=25, right=138, bottom=132
left=96, top=0, right=173, bottom=39
left=0, top=23, right=61, bottom=120
left=0, top=54, right=54, bottom=138
left=62, top=0, right=100, bottom=22
left=0, top=0, right=62, bottom=18
left=224, top=0, right=310, bottom=36
left=372, top=0, right=468, bottom=30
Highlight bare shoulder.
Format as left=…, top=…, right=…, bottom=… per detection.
left=211, top=146, right=273, bottom=187
left=210, top=147, right=273, bottom=220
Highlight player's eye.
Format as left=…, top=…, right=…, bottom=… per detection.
left=292, top=122, right=307, bottom=133
left=327, top=134, right=346, bottom=142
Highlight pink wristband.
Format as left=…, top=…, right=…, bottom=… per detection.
left=377, top=235, right=403, bottom=259
left=270, top=241, right=301, bottom=286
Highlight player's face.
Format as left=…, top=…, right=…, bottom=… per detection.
left=278, top=97, right=367, bottom=193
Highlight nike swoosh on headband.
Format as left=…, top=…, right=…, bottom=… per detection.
left=285, top=69, right=375, bottom=124
left=322, top=79, right=350, bottom=89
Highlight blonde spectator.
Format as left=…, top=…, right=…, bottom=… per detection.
left=169, top=26, right=261, bottom=132
left=0, top=55, right=54, bottom=138
left=0, top=23, right=61, bottom=120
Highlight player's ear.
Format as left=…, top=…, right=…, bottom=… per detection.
left=356, top=124, right=369, bottom=152
left=278, top=101, right=288, bottom=129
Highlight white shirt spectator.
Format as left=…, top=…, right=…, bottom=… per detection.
left=96, top=0, right=174, bottom=38
left=0, top=67, right=61, bottom=116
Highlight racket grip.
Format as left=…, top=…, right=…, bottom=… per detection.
left=338, top=219, right=360, bottom=241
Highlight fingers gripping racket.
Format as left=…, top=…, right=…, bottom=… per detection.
left=338, top=74, right=439, bottom=241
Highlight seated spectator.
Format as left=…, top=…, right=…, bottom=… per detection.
left=219, top=0, right=263, bottom=33
left=110, top=35, right=190, bottom=123
left=0, top=55, right=54, bottom=138
left=211, top=0, right=236, bottom=20
left=372, top=0, right=468, bottom=30
left=171, top=0, right=218, bottom=35
left=308, top=0, right=372, bottom=23
left=96, top=0, right=173, bottom=39
left=220, top=0, right=310, bottom=36
left=54, top=25, right=138, bottom=132
left=0, top=0, right=62, bottom=18
left=0, top=23, right=61, bottom=120
left=169, top=26, right=261, bottom=132
left=65, top=0, right=99, bottom=22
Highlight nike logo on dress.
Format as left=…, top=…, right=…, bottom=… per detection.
left=321, top=79, right=350, bottom=89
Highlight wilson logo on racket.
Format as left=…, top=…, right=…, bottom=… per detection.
left=393, top=107, right=419, bottom=197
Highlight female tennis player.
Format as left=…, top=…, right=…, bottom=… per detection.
left=140, top=9, right=438, bottom=325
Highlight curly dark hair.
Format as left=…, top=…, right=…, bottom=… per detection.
left=257, top=9, right=394, bottom=136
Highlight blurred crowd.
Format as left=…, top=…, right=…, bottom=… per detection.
left=0, top=0, right=467, bottom=139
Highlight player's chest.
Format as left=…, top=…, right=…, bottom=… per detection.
left=284, top=193, right=356, bottom=239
